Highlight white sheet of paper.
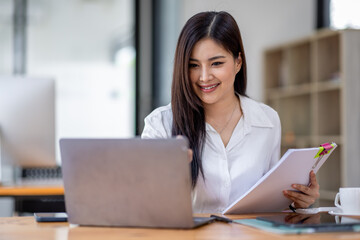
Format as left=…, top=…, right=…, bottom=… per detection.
left=223, top=144, right=337, bottom=214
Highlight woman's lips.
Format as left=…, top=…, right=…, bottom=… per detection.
left=199, top=83, right=220, bottom=93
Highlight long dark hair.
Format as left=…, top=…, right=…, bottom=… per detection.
left=171, top=11, right=247, bottom=187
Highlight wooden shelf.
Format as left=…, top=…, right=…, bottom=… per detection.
left=266, top=83, right=313, bottom=100
left=264, top=29, right=360, bottom=197
left=266, top=80, right=341, bottom=100
left=315, top=80, right=341, bottom=92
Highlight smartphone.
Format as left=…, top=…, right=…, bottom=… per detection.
left=34, top=212, right=68, bottom=222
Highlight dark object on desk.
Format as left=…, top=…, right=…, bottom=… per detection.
left=210, top=214, right=233, bottom=223
left=15, top=196, right=65, bottom=215
left=257, top=213, right=360, bottom=232
left=34, top=212, right=68, bottom=222
left=193, top=217, right=216, bottom=227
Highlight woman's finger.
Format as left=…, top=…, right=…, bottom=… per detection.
left=291, top=183, right=319, bottom=198
left=188, top=149, right=193, bottom=163
left=176, top=135, right=193, bottom=162
left=283, top=190, right=315, bottom=208
left=309, top=170, right=319, bottom=189
left=290, top=171, right=320, bottom=201
left=292, top=197, right=312, bottom=209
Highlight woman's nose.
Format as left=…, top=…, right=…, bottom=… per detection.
left=200, top=67, right=211, bottom=82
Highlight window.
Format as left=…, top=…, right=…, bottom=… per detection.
left=1, top=0, right=136, bottom=163
left=330, top=0, right=360, bottom=29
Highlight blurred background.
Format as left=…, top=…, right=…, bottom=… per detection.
left=0, top=0, right=359, bottom=216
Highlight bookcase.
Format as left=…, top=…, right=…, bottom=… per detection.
left=263, top=29, right=360, bottom=205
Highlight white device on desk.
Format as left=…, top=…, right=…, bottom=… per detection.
left=0, top=76, right=57, bottom=183
left=60, top=138, right=214, bottom=229
left=34, top=212, right=68, bottom=222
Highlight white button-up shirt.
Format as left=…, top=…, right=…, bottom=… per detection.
left=141, top=95, right=281, bottom=213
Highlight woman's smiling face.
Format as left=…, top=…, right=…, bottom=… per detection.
left=189, top=38, right=242, bottom=107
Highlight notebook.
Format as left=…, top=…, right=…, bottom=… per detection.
left=223, top=143, right=337, bottom=214
left=59, top=138, right=214, bottom=228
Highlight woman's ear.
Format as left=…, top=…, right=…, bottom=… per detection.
left=236, top=52, right=242, bottom=73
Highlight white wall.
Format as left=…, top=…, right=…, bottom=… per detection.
left=179, top=0, right=315, bottom=101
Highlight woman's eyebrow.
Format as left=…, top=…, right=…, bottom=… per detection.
left=189, top=58, right=198, bottom=62
left=189, top=55, right=226, bottom=62
left=208, top=55, right=226, bottom=61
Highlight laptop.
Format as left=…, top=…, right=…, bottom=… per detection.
left=59, top=138, right=214, bottom=228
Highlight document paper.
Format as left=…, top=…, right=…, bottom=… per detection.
left=223, top=144, right=337, bottom=214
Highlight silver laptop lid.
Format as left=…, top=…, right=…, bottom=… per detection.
left=60, top=138, right=194, bottom=228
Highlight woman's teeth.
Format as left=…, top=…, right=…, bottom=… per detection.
left=202, top=84, right=218, bottom=90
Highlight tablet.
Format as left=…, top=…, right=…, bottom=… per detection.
left=257, top=213, right=360, bottom=230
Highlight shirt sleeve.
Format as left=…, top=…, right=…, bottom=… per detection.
left=141, top=109, right=171, bottom=139
left=269, top=111, right=281, bottom=168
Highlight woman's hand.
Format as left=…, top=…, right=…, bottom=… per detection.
left=283, top=170, right=320, bottom=208
left=176, top=135, right=193, bottom=162
left=187, top=149, right=193, bottom=163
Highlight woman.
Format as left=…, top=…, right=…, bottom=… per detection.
left=141, top=11, right=319, bottom=213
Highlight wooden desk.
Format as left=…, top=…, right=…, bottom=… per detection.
left=1, top=215, right=360, bottom=240
left=0, top=185, right=64, bottom=196
left=0, top=185, right=65, bottom=214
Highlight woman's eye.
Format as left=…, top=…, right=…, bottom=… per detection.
left=189, top=63, right=198, bottom=68
left=212, top=62, right=224, bottom=66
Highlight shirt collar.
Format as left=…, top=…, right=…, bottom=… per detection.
left=205, top=94, right=274, bottom=133
left=239, top=94, right=274, bottom=131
